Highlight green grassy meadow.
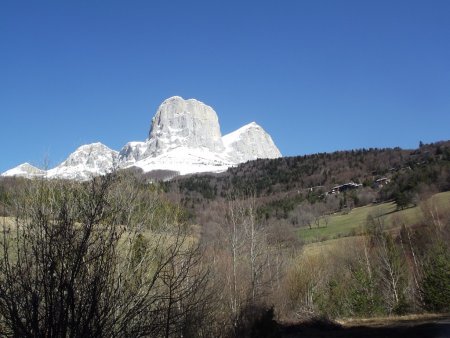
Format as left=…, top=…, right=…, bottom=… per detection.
left=298, top=191, right=450, bottom=244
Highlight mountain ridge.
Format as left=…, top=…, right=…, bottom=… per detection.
left=2, top=96, right=281, bottom=180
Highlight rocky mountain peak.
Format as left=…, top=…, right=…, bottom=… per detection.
left=46, top=143, right=119, bottom=180
left=145, top=96, right=225, bottom=156
left=57, top=142, right=118, bottom=167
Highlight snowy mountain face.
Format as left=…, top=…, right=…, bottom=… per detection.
left=2, top=96, right=282, bottom=180
left=223, top=122, right=282, bottom=163
left=1, top=163, right=46, bottom=178
left=46, top=143, right=118, bottom=181
left=118, top=141, right=147, bottom=166
left=132, top=146, right=233, bottom=176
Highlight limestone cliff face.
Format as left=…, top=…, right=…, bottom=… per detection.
left=118, top=141, right=147, bottom=166
left=144, top=96, right=225, bottom=157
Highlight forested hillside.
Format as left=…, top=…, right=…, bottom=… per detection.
left=163, top=141, right=450, bottom=229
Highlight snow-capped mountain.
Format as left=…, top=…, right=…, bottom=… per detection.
left=223, top=122, right=281, bottom=163
left=2, top=96, right=281, bottom=180
left=1, top=163, right=46, bottom=178
left=46, top=143, right=118, bottom=181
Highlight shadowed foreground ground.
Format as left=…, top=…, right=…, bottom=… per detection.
left=278, top=315, right=450, bottom=338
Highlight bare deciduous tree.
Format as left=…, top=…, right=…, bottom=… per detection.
left=217, top=193, right=275, bottom=333
left=367, top=216, right=406, bottom=314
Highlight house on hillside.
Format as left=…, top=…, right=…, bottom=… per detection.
left=327, top=182, right=362, bottom=195
left=374, top=177, right=390, bottom=188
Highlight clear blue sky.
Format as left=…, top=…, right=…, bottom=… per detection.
left=1, top=0, right=449, bottom=172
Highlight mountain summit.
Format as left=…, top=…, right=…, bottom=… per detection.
left=3, top=96, right=282, bottom=180
left=46, top=143, right=119, bottom=181
left=146, top=96, right=225, bottom=156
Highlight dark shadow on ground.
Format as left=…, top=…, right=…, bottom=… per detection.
left=278, top=317, right=450, bottom=338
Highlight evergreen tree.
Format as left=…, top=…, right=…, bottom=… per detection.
left=421, top=242, right=450, bottom=312
left=349, top=266, right=382, bottom=316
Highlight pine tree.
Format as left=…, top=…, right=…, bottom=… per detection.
left=421, top=242, right=450, bottom=312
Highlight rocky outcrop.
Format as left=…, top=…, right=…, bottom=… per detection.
left=118, top=141, right=147, bottom=167
left=144, top=96, right=225, bottom=157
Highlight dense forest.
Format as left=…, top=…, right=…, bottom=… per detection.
left=0, top=140, right=449, bottom=337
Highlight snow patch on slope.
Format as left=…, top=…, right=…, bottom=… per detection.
left=133, top=146, right=233, bottom=176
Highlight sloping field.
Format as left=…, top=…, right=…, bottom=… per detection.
left=298, top=191, right=450, bottom=243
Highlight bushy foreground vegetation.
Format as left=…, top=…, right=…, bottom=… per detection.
left=0, top=175, right=213, bottom=337
left=0, top=174, right=300, bottom=337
